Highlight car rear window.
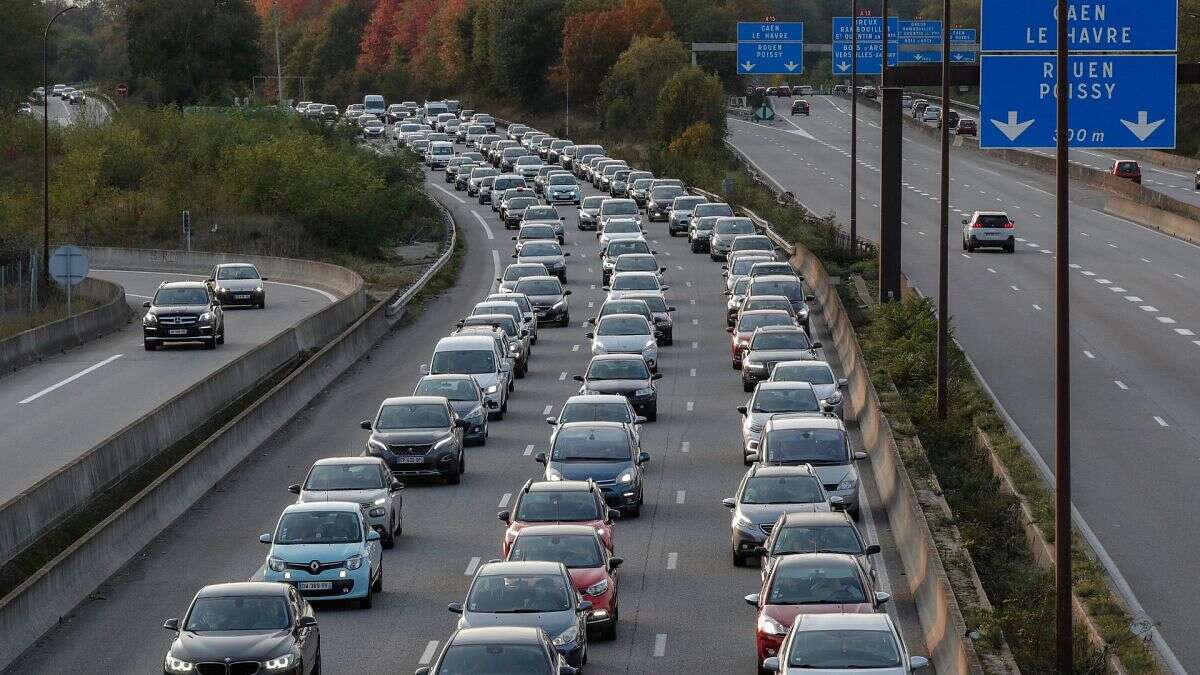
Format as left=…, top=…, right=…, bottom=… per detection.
left=975, top=214, right=1011, bottom=228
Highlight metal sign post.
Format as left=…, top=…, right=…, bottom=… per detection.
left=48, top=244, right=88, bottom=318
left=182, top=210, right=192, bottom=252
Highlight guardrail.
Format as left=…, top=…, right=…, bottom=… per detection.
left=388, top=196, right=456, bottom=316
left=0, top=208, right=457, bottom=670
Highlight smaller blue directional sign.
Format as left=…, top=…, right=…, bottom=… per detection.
left=949, top=28, right=976, bottom=44
left=832, top=42, right=898, bottom=75
left=980, top=0, right=1177, bottom=52
left=737, top=22, right=804, bottom=43
left=737, top=42, right=805, bottom=74
left=979, top=54, right=1176, bottom=149
left=950, top=50, right=977, bottom=63
left=898, top=49, right=941, bottom=64
left=897, top=19, right=942, bottom=45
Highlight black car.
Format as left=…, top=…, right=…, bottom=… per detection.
left=414, top=374, right=489, bottom=446
left=417, top=626, right=579, bottom=675
left=645, top=186, right=685, bottom=222
left=514, top=276, right=571, bottom=327
left=790, top=100, right=810, bottom=116
left=142, top=281, right=225, bottom=351
left=162, top=582, right=320, bottom=675
left=537, top=421, right=649, bottom=516
left=361, top=396, right=469, bottom=484
left=574, top=354, right=661, bottom=421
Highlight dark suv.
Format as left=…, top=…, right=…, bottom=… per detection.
left=142, top=281, right=225, bottom=351
left=361, top=396, right=469, bottom=484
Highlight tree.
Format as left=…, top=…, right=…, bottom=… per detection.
left=0, top=0, right=42, bottom=110
left=556, top=0, right=671, bottom=105
left=655, top=66, right=726, bottom=145
left=598, top=35, right=689, bottom=133
left=490, top=0, right=564, bottom=105
left=357, top=0, right=403, bottom=70
left=126, top=0, right=262, bottom=104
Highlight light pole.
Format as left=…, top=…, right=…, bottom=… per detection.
left=1053, top=0, right=1072, bottom=670
left=272, top=0, right=285, bottom=106
left=43, top=4, right=77, bottom=284
left=935, top=0, right=951, bottom=420
left=849, top=0, right=858, bottom=254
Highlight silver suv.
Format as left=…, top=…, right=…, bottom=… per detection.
left=290, top=457, right=404, bottom=548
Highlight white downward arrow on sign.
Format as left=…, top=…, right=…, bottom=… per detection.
left=990, top=111, right=1035, bottom=141
left=741, top=61, right=755, bottom=71
left=784, top=61, right=799, bottom=72
left=952, top=53, right=964, bottom=61
left=836, top=61, right=851, bottom=72
left=1120, top=111, right=1165, bottom=142
left=914, top=54, right=924, bottom=61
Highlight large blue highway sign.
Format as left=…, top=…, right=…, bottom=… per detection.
left=979, top=54, right=1176, bottom=149
left=980, top=0, right=1177, bottom=52
left=832, top=17, right=899, bottom=75
left=737, top=42, right=805, bottom=74
left=832, top=16, right=899, bottom=43
left=737, top=22, right=804, bottom=43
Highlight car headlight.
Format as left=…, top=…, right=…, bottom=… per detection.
left=546, top=468, right=563, bottom=481
left=738, top=339, right=750, bottom=347
left=824, top=393, right=843, bottom=405
left=143, top=313, right=158, bottom=325
left=757, top=614, right=788, bottom=636
left=367, top=438, right=388, bottom=453
left=798, top=306, right=810, bottom=319
left=198, top=312, right=213, bottom=324
left=369, top=507, right=386, bottom=517
left=268, top=556, right=286, bottom=572
left=734, top=514, right=755, bottom=530
left=553, top=625, right=581, bottom=646
left=466, top=406, right=485, bottom=421
left=746, top=361, right=766, bottom=370
left=213, top=285, right=226, bottom=294
left=263, top=653, right=296, bottom=670
left=433, top=435, right=455, bottom=449
left=509, top=344, right=520, bottom=353
left=634, top=387, right=654, bottom=396
left=617, top=469, right=635, bottom=484
left=346, top=554, right=364, bottom=570
left=552, top=300, right=566, bottom=310
left=643, top=339, right=656, bottom=350
left=585, top=579, right=610, bottom=596
left=255, top=285, right=263, bottom=292
left=837, top=471, right=859, bottom=492
left=484, top=384, right=499, bottom=394
left=164, top=655, right=194, bottom=672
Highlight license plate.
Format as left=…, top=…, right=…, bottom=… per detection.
left=235, top=294, right=250, bottom=299
left=393, top=456, right=425, bottom=464
left=298, top=581, right=332, bottom=590
left=168, top=329, right=187, bottom=335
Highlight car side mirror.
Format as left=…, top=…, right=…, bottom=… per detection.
left=511, top=236, right=518, bottom=241
left=961, top=219, right=969, bottom=225
left=830, top=495, right=847, bottom=511
left=360, top=420, right=372, bottom=430
left=297, top=616, right=317, bottom=628
left=608, top=556, right=623, bottom=571
left=534, top=451, right=547, bottom=464
left=721, top=497, right=736, bottom=509
left=163, top=618, right=179, bottom=631
left=142, top=301, right=152, bottom=308
left=838, top=378, right=848, bottom=388
left=638, top=452, right=650, bottom=465
left=511, top=254, right=518, bottom=258
left=737, top=405, right=748, bottom=415
left=546, top=417, right=558, bottom=425
left=261, top=277, right=269, bottom=281
left=910, top=656, right=930, bottom=671
left=601, top=286, right=610, bottom=291
left=874, top=591, right=891, bottom=606
left=288, top=483, right=301, bottom=494
left=497, top=510, right=511, bottom=523
left=667, top=306, right=677, bottom=312
left=564, top=252, right=571, bottom=257
left=761, top=657, right=781, bottom=673
left=854, top=451, right=868, bottom=461
left=576, top=600, right=593, bottom=612
left=585, top=332, right=594, bottom=339
left=448, top=602, right=464, bottom=614
left=456, top=418, right=470, bottom=429
left=634, top=416, right=647, bottom=424
left=259, top=533, right=272, bottom=544
left=391, top=480, right=405, bottom=492
left=744, top=593, right=760, bottom=607
left=721, top=266, right=729, bottom=271
left=573, top=375, right=584, bottom=382
left=806, top=294, right=816, bottom=301
left=745, top=451, right=759, bottom=462
left=563, top=290, right=572, bottom=295
left=419, top=364, right=430, bottom=375
left=367, top=530, right=381, bottom=541
left=725, top=327, right=734, bottom=333
left=865, top=543, right=881, bottom=555
left=811, top=341, right=822, bottom=349
left=651, top=373, right=662, bottom=380
left=659, top=267, right=667, bottom=273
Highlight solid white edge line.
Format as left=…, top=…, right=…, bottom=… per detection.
left=431, top=182, right=466, bottom=204
left=471, top=210, right=495, bottom=240
left=19, top=354, right=125, bottom=404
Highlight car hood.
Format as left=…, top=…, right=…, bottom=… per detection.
left=519, top=255, right=564, bottom=267
left=567, top=567, right=607, bottom=591
left=449, top=400, right=483, bottom=416
left=763, top=602, right=875, bottom=628
left=745, top=349, right=818, bottom=364
left=214, top=279, right=260, bottom=291
left=171, top=630, right=292, bottom=663
left=810, top=464, right=853, bottom=486
left=746, top=411, right=820, bottom=431
left=580, top=208, right=600, bottom=217
left=740, top=502, right=829, bottom=525
left=550, top=459, right=633, bottom=483
left=299, top=487, right=386, bottom=505
left=271, top=541, right=363, bottom=563
left=583, top=379, right=647, bottom=394
left=595, top=335, right=654, bottom=352
left=527, top=294, right=564, bottom=307
left=461, top=610, right=576, bottom=638
left=373, top=428, right=451, bottom=444
left=150, top=304, right=209, bottom=317
left=810, top=383, right=839, bottom=400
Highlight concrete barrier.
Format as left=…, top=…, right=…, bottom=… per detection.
left=0, top=277, right=134, bottom=375
left=0, top=206, right=455, bottom=671
left=1105, top=196, right=1200, bottom=246
left=0, top=249, right=366, bottom=569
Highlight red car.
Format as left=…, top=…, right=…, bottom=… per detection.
left=506, top=524, right=622, bottom=640
left=745, top=552, right=889, bottom=669
left=1112, top=160, right=1142, bottom=184
left=726, top=309, right=795, bottom=369
left=499, top=479, right=618, bottom=556
left=955, top=118, right=977, bottom=136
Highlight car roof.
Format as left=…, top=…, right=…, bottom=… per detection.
left=750, top=463, right=820, bottom=478
left=564, top=394, right=629, bottom=404
left=794, top=612, right=895, bottom=633
left=755, top=381, right=816, bottom=392
left=778, top=511, right=856, bottom=527
left=767, top=415, right=844, bottom=431
left=527, top=479, right=595, bottom=493
left=598, top=312, right=649, bottom=323
left=419, top=373, right=476, bottom=383
left=436, top=335, right=496, bottom=349
left=158, top=281, right=207, bottom=290
left=751, top=275, right=800, bottom=283
left=589, top=353, right=645, bottom=363
left=739, top=310, right=792, bottom=320
left=753, top=325, right=806, bottom=334
left=746, top=294, right=791, bottom=303
left=450, top=626, right=546, bottom=646
left=310, top=456, right=387, bottom=468
left=971, top=210, right=1009, bottom=217
left=557, top=420, right=628, bottom=431
left=516, top=275, right=561, bottom=284
left=514, top=524, right=599, bottom=537
left=478, top=560, right=565, bottom=576
left=197, top=582, right=290, bottom=598
left=381, top=395, right=447, bottom=406
left=215, top=263, right=257, bottom=269
left=281, top=500, right=362, bottom=514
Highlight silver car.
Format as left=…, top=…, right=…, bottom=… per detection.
left=740, top=326, right=823, bottom=391
left=722, top=463, right=836, bottom=566
left=769, top=360, right=847, bottom=419
left=578, top=195, right=605, bottom=230
left=597, top=218, right=644, bottom=253
left=709, top=217, right=757, bottom=261
left=587, top=313, right=658, bottom=371
left=290, top=456, right=404, bottom=548
left=746, top=415, right=866, bottom=520
left=761, top=613, right=929, bottom=674
left=486, top=292, right=539, bottom=344
left=514, top=240, right=569, bottom=282
left=497, top=263, right=551, bottom=294
left=738, top=381, right=825, bottom=462
left=206, top=262, right=267, bottom=308
left=667, top=195, right=707, bottom=237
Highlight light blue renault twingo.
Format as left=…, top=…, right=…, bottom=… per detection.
left=260, top=501, right=383, bottom=609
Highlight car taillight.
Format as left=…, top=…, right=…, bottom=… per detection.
left=971, top=221, right=984, bottom=228
left=1003, top=221, right=1015, bottom=228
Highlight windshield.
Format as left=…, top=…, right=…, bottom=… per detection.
left=521, top=243, right=561, bottom=257
left=751, top=264, right=792, bottom=276
left=672, top=197, right=705, bottom=211
left=415, top=378, right=479, bottom=401
left=432, top=349, right=497, bottom=375
left=587, top=359, right=648, bottom=380
left=752, top=280, right=804, bottom=301
left=516, top=157, right=541, bottom=166
left=494, top=178, right=524, bottom=191
left=715, top=219, right=755, bottom=235
left=515, top=491, right=601, bottom=522
left=787, top=630, right=901, bottom=669
left=154, top=288, right=208, bottom=306
left=600, top=302, right=649, bottom=319
left=503, top=266, right=547, bottom=281
left=466, top=574, right=571, bottom=613
left=753, top=387, right=820, bottom=413
left=463, top=316, right=517, bottom=337
left=743, top=475, right=824, bottom=505
left=515, top=279, right=562, bottom=296
left=616, top=257, right=657, bottom=272
left=377, top=403, right=450, bottom=429
left=774, top=525, right=864, bottom=555
left=519, top=226, right=555, bottom=239
left=525, top=207, right=558, bottom=220
left=433, top=145, right=453, bottom=155
left=773, top=364, right=836, bottom=385
left=185, top=596, right=290, bottom=632
left=216, top=266, right=259, bottom=280
left=768, top=563, right=867, bottom=605
left=650, top=187, right=685, bottom=201
left=752, top=332, right=811, bottom=351
left=733, top=237, right=773, bottom=251
left=549, top=175, right=576, bottom=185
left=473, top=304, right=521, bottom=323
left=552, top=427, right=632, bottom=461
left=607, top=241, right=650, bottom=257
left=604, top=220, right=641, bottom=234
left=274, top=510, right=362, bottom=545
left=510, top=534, right=603, bottom=569
left=560, top=402, right=632, bottom=424
left=632, top=179, right=654, bottom=189
left=436, top=645, right=551, bottom=674
left=601, top=202, right=639, bottom=215
left=597, top=316, right=650, bottom=336
left=305, top=463, right=384, bottom=491
left=732, top=258, right=767, bottom=275
left=747, top=299, right=792, bottom=313
left=695, top=203, right=734, bottom=217
left=766, top=429, right=848, bottom=464
left=508, top=197, right=538, bottom=209
left=738, top=313, right=793, bottom=332
left=611, top=275, right=658, bottom=291
left=582, top=196, right=605, bottom=209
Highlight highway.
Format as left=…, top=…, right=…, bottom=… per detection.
left=11, top=143, right=930, bottom=673
left=731, top=96, right=1200, bottom=669
left=0, top=269, right=335, bottom=506
left=29, top=91, right=110, bottom=127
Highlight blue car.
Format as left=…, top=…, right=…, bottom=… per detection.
left=260, top=501, right=383, bottom=608
left=536, top=421, right=649, bottom=517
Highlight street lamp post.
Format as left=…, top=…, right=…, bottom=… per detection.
left=43, top=4, right=77, bottom=284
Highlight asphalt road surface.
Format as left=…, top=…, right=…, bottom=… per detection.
left=29, top=93, right=110, bottom=127
left=0, top=269, right=335, bottom=507
left=733, top=96, right=1200, bottom=669
left=12, top=149, right=931, bottom=673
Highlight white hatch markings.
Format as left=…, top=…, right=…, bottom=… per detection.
left=464, top=557, right=481, bottom=576
left=1156, top=317, right=1176, bottom=324
left=542, top=404, right=554, bottom=416
left=690, top=299, right=697, bottom=305
left=1125, top=296, right=1143, bottom=302
left=686, top=401, right=695, bottom=411
left=1010, top=285, right=1020, bottom=292
left=1083, top=350, right=1096, bottom=359
left=1080, top=271, right=1095, bottom=276
left=1096, top=279, right=1111, bottom=284
left=1110, top=287, right=1126, bottom=292
left=692, top=319, right=699, bottom=325
left=676, top=265, right=683, bottom=271
left=431, top=183, right=465, bottom=204
left=1154, top=416, right=1169, bottom=427
left=1032, top=304, right=1043, bottom=311
left=587, top=301, right=594, bottom=308
left=418, top=641, right=440, bottom=665
left=523, top=444, right=535, bottom=456
left=685, top=281, right=693, bottom=287
left=471, top=211, right=495, bottom=240
left=918, top=231, right=927, bottom=236
left=590, top=284, right=597, bottom=290
left=961, top=253, right=972, bottom=259
left=1069, top=263, right=1081, bottom=269
left=1040, top=249, right=1053, bottom=254
left=498, top=493, right=512, bottom=508
left=680, top=441, right=690, bottom=453
left=559, top=371, right=568, bottom=381
left=587, top=269, right=594, bottom=274
left=987, top=268, right=997, bottom=274
left=572, top=344, right=580, bottom=352
left=1140, top=258, right=1151, bottom=263
left=689, top=368, right=697, bottom=377
left=1175, top=329, right=1196, bottom=336
left=1114, top=381, right=1128, bottom=390
left=1140, top=306, right=1159, bottom=312
left=654, top=634, right=668, bottom=657
left=1107, top=243, right=1118, bottom=249
left=676, top=490, right=686, bottom=504
left=19, top=354, right=125, bottom=404
left=666, top=552, right=679, bottom=570
left=1174, top=273, right=1185, bottom=279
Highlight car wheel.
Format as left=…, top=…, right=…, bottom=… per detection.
left=961, top=237, right=967, bottom=251
left=359, top=589, right=373, bottom=609
left=500, top=396, right=508, bottom=414
left=850, top=506, right=861, bottom=522
left=743, top=380, right=753, bottom=392
left=733, top=551, right=747, bottom=567
left=646, top=405, right=657, bottom=423
left=516, top=364, right=526, bottom=379
left=1006, top=244, right=1015, bottom=254
left=447, top=461, right=462, bottom=485
left=217, top=329, right=225, bottom=345
left=144, top=340, right=156, bottom=351
left=204, top=336, right=217, bottom=350
left=258, top=298, right=266, bottom=309
left=559, top=313, right=570, bottom=328
left=381, top=520, right=395, bottom=549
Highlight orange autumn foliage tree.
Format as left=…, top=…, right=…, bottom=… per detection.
left=555, top=0, right=671, bottom=104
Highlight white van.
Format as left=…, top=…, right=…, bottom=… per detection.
left=425, top=141, right=455, bottom=169
left=363, top=94, right=386, bottom=116
left=424, top=335, right=510, bottom=418
left=423, top=100, right=449, bottom=127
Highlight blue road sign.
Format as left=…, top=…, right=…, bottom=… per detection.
left=832, top=16, right=899, bottom=43
left=832, top=17, right=899, bottom=75
left=979, top=54, right=1176, bottom=149
left=898, top=49, right=941, bottom=63
left=737, top=22, right=803, bottom=43
left=950, top=50, right=977, bottom=63
left=950, top=28, right=977, bottom=44
left=738, top=42, right=805, bottom=74
left=897, top=19, right=942, bottom=45
left=980, top=0, right=1177, bottom=52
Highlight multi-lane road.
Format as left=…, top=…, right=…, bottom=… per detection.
left=12, top=143, right=931, bottom=673
left=731, top=97, right=1200, bottom=669
left=29, top=92, right=110, bottom=127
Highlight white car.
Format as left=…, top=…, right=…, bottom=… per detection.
left=922, top=105, right=941, bottom=123
left=605, top=271, right=666, bottom=302
left=761, top=613, right=929, bottom=674
left=961, top=211, right=1015, bottom=253
left=587, top=313, right=658, bottom=370
left=597, top=218, right=644, bottom=252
